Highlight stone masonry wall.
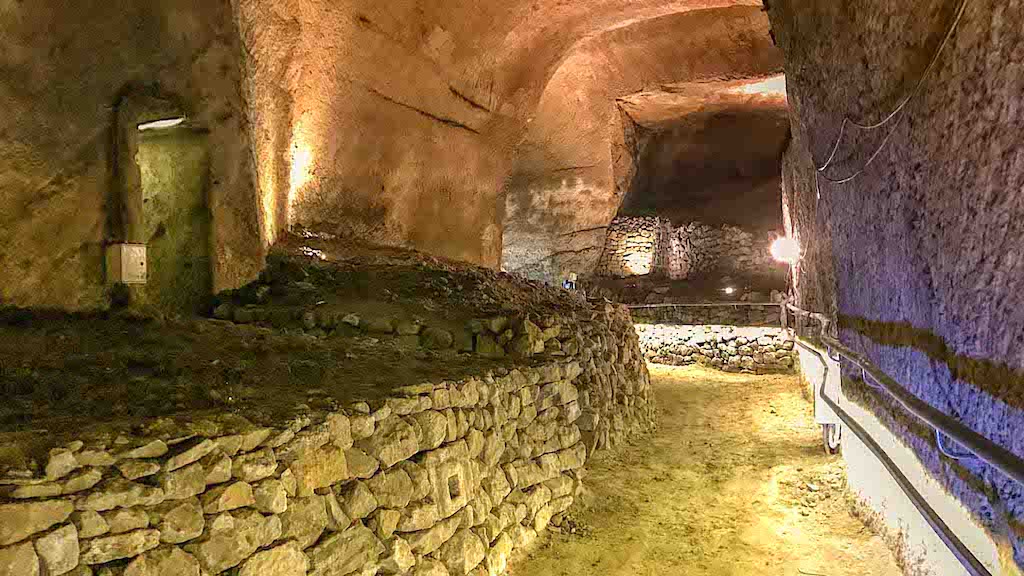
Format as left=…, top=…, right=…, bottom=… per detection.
left=629, top=304, right=782, bottom=327
left=596, top=217, right=781, bottom=282
left=594, top=217, right=671, bottom=278
left=666, top=222, right=778, bottom=281
left=635, top=324, right=797, bottom=374
left=0, top=306, right=653, bottom=575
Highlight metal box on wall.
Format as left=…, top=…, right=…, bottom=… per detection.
left=106, top=243, right=148, bottom=284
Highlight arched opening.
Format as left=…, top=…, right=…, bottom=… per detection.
left=111, top=90, right=212, bottom=314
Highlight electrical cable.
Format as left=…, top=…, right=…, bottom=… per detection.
left=794, top=338, right=993, bottom=576
left=814, top=0, right=971, bottom=184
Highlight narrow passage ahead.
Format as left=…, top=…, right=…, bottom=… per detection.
left=510, top=364, right=900, bottom=576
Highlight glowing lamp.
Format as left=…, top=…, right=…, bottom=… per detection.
left=138, top=117, right=186, bottom=131
left=770, top=237, right=801, bottom=264
left=724, top=287, right=736, bottom=295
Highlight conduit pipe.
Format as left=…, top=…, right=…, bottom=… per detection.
left=784, top=302, right=1024, bottom=487
left=794, top=338, right=992, bottom=576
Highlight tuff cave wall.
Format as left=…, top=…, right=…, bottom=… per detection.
left=769, top=0, right=1024, bottom=568
left=238, top=0, right=768, bottom=272
left=501, top=6, right=782, bottom=283
left=0, top=0, right=262, bottom=311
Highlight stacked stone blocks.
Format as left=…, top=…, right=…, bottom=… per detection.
left=0, top=306, right=654, bottom=576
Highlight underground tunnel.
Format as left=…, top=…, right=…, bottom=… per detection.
left=0, top=1, right=1022, bottom=575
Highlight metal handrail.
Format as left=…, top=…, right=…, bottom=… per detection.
left=628, top=302, right=782, bottom=308
left=784, top=301, right=1024, bottom=487
left=795, top=339, right=992, bottom=576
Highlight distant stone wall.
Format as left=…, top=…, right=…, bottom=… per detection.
left=666, top=222, right=777, bottom=281
left=635, top=324, right=797, bottom=373
left=596, top=217, right=782, bottom=281
left=594, top=217, right=671, bottom=278
left=0, top=305, right=653, bottom=576
left=630, top=304, right=782, bottom=327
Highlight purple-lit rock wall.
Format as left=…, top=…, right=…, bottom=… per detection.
left=770, top=0, right=1024, bottom=568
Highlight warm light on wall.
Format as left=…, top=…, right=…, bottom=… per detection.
left=728, top=75, right=787, bottom=97
left=770, top=236, right=801, bottom=264
left=288, top=142, right=313, bottom=222
left=623, top=251, right=653, bottom=276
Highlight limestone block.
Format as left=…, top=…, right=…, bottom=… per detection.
left=366, top=469, right=414, bottom=509
left=157, top=462, right=205, bottom=501
left=368, top=508, right=401, bottom=540
left=199, top=451, right=232, bottom=486
left=307, top=524, right=384, bottom=576
left=414, top=558, right=450, bottom=576
left=357, top=417, right=419, bottom=469
left=344, top=448, right=380, bottom=480
left=319, top=414, right=353, bottom=450
left=436, top=528, right=485, bottom=576
left=339, top=481, right=378, bottom=521
left=397, top=461, right=432, bottom=502
left=239, top=541, right=308, bottom=576
left=201, top=482, right=254, bottom=514
left=396, top=501, right=439, bottom=533
left=80, top=529, right=160, bottom=564
left=184, top=510, right=280, bottom=573
left=403, top=514, right=461, bottom=555
left=254, top=479, right=288, bottom=514
left=231, top=449, right=278, bottom=483
left=429, top=460, right=470, bottom=519
left=117, top=460, right=161, bottom=481
left=484, top=532, right=513, bottom=576
left=0, top=500, right=74, bottom=545
left=350, top=415, right=376, bottom=441
left=147, top=498, right=204, bottom=544
left=72, top=511, right=108, bottom=539
left=278, top=496, right=328, bottom=549
left=214, top=435, right=244, bottom=457
left=124, top=546, right=200, bottom=576
left=379, top=536, right=415, bottom=574
left=411, top=411, right=448, bottom=452
left=324, top=491, right=350, bottom=532
left=75, top=480, right=164, bottom=512
left=290, top=445, right=349, bottom=497
left=33, top=523, right=78, bottom=575
left=103, top=507, right=149, bottom=534
left=45, top=451, right=79, bottom=481
left=0, top=541, right=39, bottom=576
left=164, top=440, right=217, bottom=473
left=239, top=429, right=273, bottom=452
left=76, top=450, right=115, bottom=468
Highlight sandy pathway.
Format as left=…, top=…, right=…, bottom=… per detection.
left=509, top=364, right=900, bottom=576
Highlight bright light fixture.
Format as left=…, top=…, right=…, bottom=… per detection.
left=770, top=237, right=801, bottom=264
left=138, top=117, right=186, bottom=131
left=724, top=286, right=736, bottom=295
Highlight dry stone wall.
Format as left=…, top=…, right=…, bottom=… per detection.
left=630, top=304, right=782, bottom=327
left=635, top=324, right=797, bottom=374
left=0, top=306, right=653, bottom=576
left=596, top=217, right=781, bottom=282
left=594, top=217, right=671, bottom=278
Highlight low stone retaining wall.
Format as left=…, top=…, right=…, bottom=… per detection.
left=0, top=305, right=653, bottom=576
left=630, top=304, right=782, bottom=327
left=636, top=324, right=797, bottom=373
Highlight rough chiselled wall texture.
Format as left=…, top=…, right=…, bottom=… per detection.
left=769, top=0, right=1024, bottom=568
left=0, top=0, right=262, bottom=310
left=501, top=5, right=780, bottom=281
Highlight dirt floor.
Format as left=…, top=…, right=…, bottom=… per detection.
left=510, top=364, right=901, bottom=576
